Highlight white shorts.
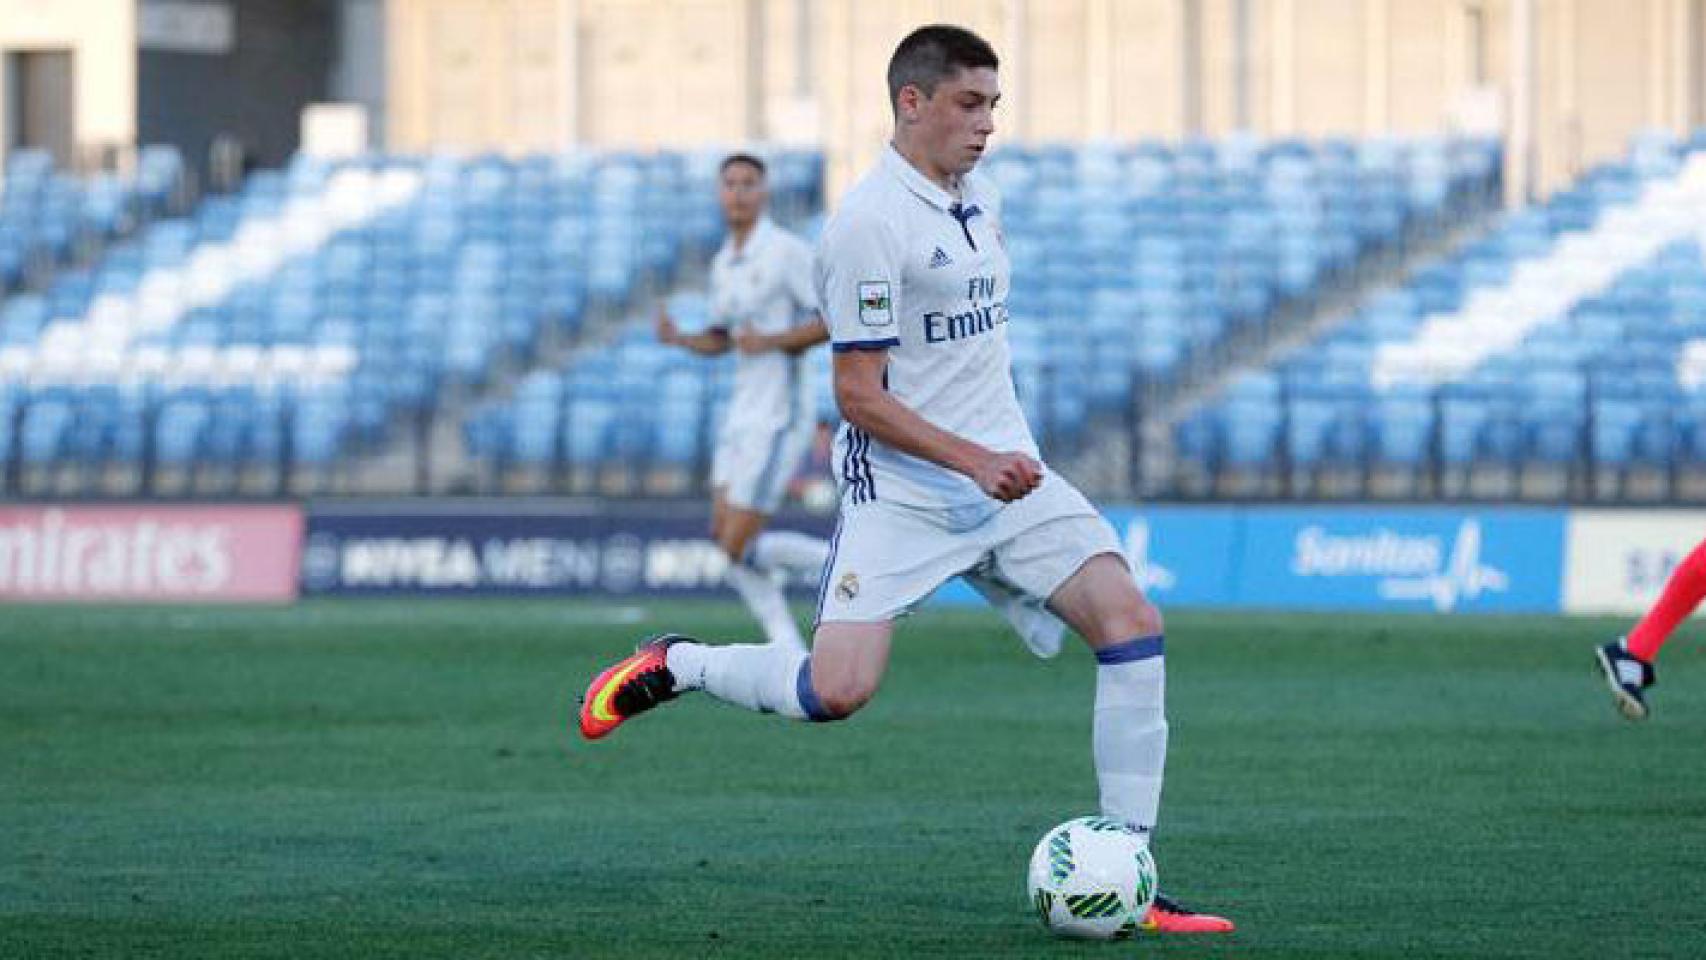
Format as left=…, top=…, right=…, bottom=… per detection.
left=814, top=471, right=1124, bottom=625
left=711, top=419, right=814, bottom=514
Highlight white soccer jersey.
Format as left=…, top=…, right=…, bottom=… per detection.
left=816, top=145, right=1038, bottom=510
left=708, top=217, right=820, bottom=435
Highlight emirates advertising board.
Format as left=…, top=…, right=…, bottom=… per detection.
left=0, top=505, right=303, bottom=603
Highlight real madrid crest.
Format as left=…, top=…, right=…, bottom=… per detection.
left=836, top=572, right=860, bottom=602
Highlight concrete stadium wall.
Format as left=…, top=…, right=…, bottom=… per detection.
left=383, top=0, right=1706, bottom=202
left=137, top=0, right=335, bottom=178
left=0, top=0, right=1695, bottom=201
left=0, top=0, right=136, bottom=170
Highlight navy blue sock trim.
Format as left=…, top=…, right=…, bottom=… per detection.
left=795, top=658, right=834, bottom=722
left=1095, top=634, right=1165, bottom=665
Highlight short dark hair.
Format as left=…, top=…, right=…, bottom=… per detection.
left=887, top=25, right=999, bottom=109
left=719, top=152, right=767, bottom=178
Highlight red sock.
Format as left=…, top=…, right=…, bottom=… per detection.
left=1627, top=538, right=1706, bottom=663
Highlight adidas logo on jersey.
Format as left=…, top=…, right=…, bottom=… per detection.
left=928, top=247, right=954, bottom=269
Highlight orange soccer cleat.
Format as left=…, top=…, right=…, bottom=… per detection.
left=577, top=635, right=687, bottom=740
left=1141, top=893, right=1237, bottom=934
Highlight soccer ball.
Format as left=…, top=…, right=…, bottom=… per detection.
left=1026, top=816, right=1158, bottom=939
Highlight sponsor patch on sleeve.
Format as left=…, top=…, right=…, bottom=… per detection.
left=857, top=281, right=893, bottom=327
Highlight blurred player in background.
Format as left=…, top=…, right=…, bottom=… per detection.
left=655, top=153, right=831, bottom=650
left=585, top=26, right=1231, bottom=934
left=1596, top=536, right=1706, bottom=720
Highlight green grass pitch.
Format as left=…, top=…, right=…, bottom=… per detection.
left=2, top=599, right=1703, bottom=958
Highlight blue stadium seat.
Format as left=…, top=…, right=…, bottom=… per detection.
left=1369, top=387, right=1434, bottom=467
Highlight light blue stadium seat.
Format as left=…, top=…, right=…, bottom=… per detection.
left=244, top=391, right=289, bottom=467
left=1220, top=398, right=1281, bottom=467
left=1592, top=397, right=1662, bottom=466
left=1285, top=396, right=1338, bottom=467
left=1366, top=385, right=1434, bottom=467
left=18, top=395, right=74, bottom=465
left=200, top=390, right=258, bottom=466
left=654, top=406, right=702, bottom=465
left=510, top=393, right=561, bottom=464
left=563, top=399, right=616, bottom=464
left=154, top=394, right=211, bottom=466
left=10, top=140, right=1526, bottom=483
left=289, top=414, right=342, bottom=467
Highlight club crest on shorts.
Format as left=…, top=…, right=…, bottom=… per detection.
left=836, top=572, right=860, bottom=602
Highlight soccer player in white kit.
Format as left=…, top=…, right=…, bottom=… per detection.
left=656, top=153, right=832, bottom=650
left=581, top=26, right=1232, bottom=934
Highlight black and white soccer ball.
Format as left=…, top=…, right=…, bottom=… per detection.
left=1026, top=816, right=1158, bottom=939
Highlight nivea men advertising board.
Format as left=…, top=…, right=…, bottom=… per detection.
left=301, top=502, right=831, bottom=597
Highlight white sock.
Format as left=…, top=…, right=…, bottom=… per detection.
left=1093, top=636, right=1168, bottom=833
left=726, top=562, right=805, bottom=649
left=747, top=531, right=832, bottom=584
left=666, top=641, right=830, bottom=720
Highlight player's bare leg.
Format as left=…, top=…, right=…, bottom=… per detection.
left=797, top=621, right=891, bottom=717
left=1048, top=553, right=1234, bottom=934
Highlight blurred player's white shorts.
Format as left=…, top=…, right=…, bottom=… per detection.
left=712, top=419, right=815, bottom=514
left=813, top=470, right=1124, bottom=652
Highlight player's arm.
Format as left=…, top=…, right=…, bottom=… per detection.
left=734, top=316, right=828, bottom=355
left=655, top=305, right=731, bottom=356
left=819, top=210, right=1040, bottom=502
left=835, top=348, right=1039, bottom=502
left=733, top=237, right=831, bottom=355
